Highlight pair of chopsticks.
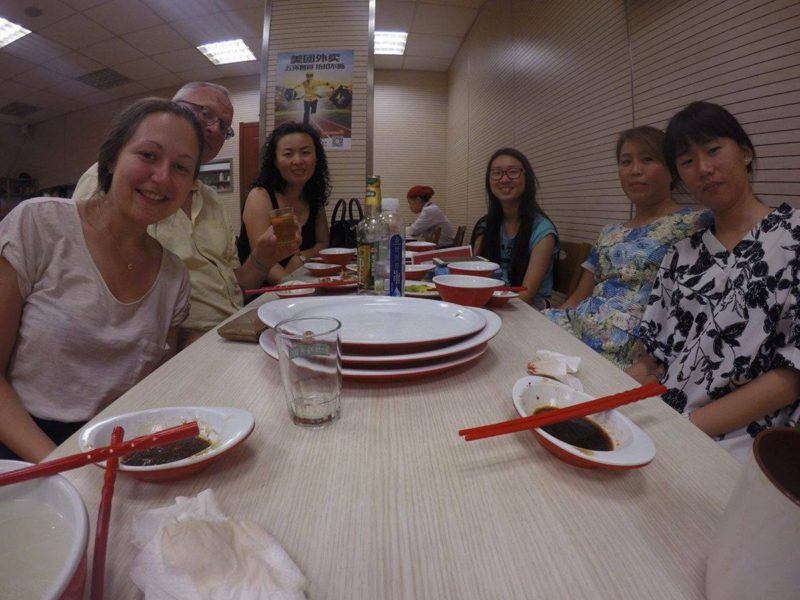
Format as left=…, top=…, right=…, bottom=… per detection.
left=91, top=425, right=124, bottom=600
left=244, top=279, right=355, bottom=296
left=458, top=382, right=666, bottom=442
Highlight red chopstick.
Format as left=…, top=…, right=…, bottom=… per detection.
left=0, top=421, right=200, bottom=487
left=244, top=280, right=355, bottom=295
left=458, top=382, right=666, bottom=442
left=91, top=426, right=124, bottom=600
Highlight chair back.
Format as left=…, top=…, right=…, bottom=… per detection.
left=429, top=226, right=442, bottom=245
left=552, top=241, right=592, bottom=296
left=452, top=225, right=466, bottom=247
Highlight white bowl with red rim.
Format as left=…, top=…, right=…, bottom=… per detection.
left=432, top=274, right=504, bottom=307
left=405, top=262, right=435, bottom=280
left=0, top=460, right=89, bottom=600
left=305, top=262, right=342, bottom=277
left=406, top=241, right=437, bottom=252
left=487, top=290, right=519, bottom=307
left=448, top=261, right=500, bottom=277
left=319, top=247, right=356, bottom=266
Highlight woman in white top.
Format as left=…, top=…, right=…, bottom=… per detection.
left=0, top=98, right=204, bottom=462
left=405, top=185, right=456, bottom=246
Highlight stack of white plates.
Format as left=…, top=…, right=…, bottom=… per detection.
left=257, top=296, right=501, bottom=381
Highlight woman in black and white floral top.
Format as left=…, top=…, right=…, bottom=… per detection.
left=628, top=101, right=800, bottom=462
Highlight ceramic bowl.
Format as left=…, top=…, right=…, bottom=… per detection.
left=406, top=241, right=437, bottom=252
left=448, top=261, right=500, bottom=277
left=512, top=376, right=656, bottom=469
left=487, top=290, right=519, bottom=307
left=304, top=262, right=342, bottom=277
left=319, top=247, right=356, bottom=266
left=0, top=460, right=89, bottom=600
left=405, top=262, right=435, bottom=280
left=432, top=274, right=504, bottom=307
left=79, top=407, right=255, bottom=482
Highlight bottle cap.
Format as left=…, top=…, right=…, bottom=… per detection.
left=382, top=198, right=399, bottom=212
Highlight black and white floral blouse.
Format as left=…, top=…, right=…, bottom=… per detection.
left=638, top=203, right=800, bottom=461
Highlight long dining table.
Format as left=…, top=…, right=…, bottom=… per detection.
left=51, top=290, right=742, bottom=599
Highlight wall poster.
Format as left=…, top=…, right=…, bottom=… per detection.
left=275, top=50, right=353, bottom=150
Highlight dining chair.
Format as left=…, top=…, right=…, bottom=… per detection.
left=429, top=226, right=442, bottom=245
left=451, top=225, right=466, bottom=247
left=552, top=241, right=592, bottom=296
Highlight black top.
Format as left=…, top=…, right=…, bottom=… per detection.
left=237, top=187, right=319, bottom=266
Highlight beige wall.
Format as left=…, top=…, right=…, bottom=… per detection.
left=374, top=69, right=449, bottom=228
left=448, top=0, right=800, bottom=244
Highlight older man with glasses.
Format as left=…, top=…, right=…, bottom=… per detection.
left=73, top=82, right=298, bottom=348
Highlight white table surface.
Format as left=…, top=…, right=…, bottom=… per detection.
left=51, top=293, right=741, bottom=599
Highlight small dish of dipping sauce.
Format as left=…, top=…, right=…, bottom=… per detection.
left=512, top=376, right=655, bottom=469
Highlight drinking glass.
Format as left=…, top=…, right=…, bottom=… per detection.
left=270, top=206, right=297, bottom=247
left=274, top=317, right=342, bottom=427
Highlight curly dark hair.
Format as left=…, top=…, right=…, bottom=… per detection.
left=251, top=121, right=331, bottom=208
left=478, top=147, right=555, bottom=286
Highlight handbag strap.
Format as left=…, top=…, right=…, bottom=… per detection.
left=331, top=198, right=347, bottom=223
left=348, top=197, right=364, bottom=221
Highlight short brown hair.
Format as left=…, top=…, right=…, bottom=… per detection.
left=97, top=98, right=204, bottom=193
left=615, top=125, right=667, bottom=165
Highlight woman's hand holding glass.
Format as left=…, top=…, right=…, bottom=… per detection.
left=251, top=216, right=301, bottom=272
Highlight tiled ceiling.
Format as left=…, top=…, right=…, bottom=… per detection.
left=0, top=0, right=484, bottom=125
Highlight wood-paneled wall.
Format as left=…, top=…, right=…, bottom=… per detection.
left=448, top=0, right=800, bottom=244
left=265, top=0, right=369, bottom=218
left=374, top=70, right=449, bottom=227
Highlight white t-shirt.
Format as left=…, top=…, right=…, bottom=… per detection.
left=0, top=198, right=191, bottom=422
left=406, top=201, right=456, bottom=245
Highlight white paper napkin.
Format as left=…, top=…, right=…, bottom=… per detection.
left=526, top=350, right=583, bottom=391
left=130, top=489, right=307, bottom=600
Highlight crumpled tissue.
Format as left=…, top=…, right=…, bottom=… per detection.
left=526, top=350, right=583, bottom=391
left=130, top=488, right=307, bottom=600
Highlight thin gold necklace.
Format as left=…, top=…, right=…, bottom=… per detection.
left=83, top=197, right=141, bottom=271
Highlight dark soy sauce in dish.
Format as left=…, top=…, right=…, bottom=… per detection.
left=533, top=406, right=614, bottom=451
left=121, top=435, right=211, bottom=466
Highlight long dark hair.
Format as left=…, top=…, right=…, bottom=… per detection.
left=663, top=101, right=756, bottom=187
left=251, top=121, right=331, bottom=208
left=479, top=148, right=553, bottom=286
left=97, top=98, right=204, bottom=193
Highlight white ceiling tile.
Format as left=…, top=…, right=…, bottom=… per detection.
left=405, top=33, right=461, bottom=59
left=0, top=80, right=39, bottom=101
left=83, top=0, right=164, bottom=35
left=0, top=114, right=23, bottom=125
left=80, top=37, right=144, bottom=66
left=0, top=0, right=76, bottom=31
left=52, top=78, right=109, bottom=99
left=375, top=55, right=404, bottom=70
left=170, top=13, right=237, bottom=46
left=143, top=0, right=222, bottom=22
left=152, top=47, right=210, bottom=71
left=21, top=89, right=69, bottom=109
left=175, top=65, right=223, bottom=82
left=61, top=0, right=108, bottom=10
left=37, top=13, right=115, bottom=50
left=216, top=0, right=262, bottom=8
left=46, top=52, right=103, bottom=77
left=104, top=81, right=148, bottom=98
left=12, top=65, right=68, bottom=90
left=225, top=7, right=263, bottom=40
left=113, top=56, right=169, bottom=80
left=216, top=60, right=260, bottom=78
left=3, top=33, right=70, bottom=64
left=0, top=53, right=38, bottom=79
left=402, top=55, right=451, bottom=71
left=139, top=72, right=184, bottom=92
left=411, top=4, right=477, bottom=37
left=121, top=24, right=191, bottom=55
left=376, top=1, right=415, bottom=31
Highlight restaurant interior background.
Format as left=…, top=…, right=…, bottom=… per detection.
left=0, top=0, right=798, bottom=247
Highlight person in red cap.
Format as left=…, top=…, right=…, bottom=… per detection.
left=405, top=185, right=455, bottom=245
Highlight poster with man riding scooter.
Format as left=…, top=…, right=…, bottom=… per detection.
left=275, top=50, right=353, bottom=150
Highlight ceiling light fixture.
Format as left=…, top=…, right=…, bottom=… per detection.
left=375, top=31, right=407, bottom=55
left=0, top=17, right=31, bottom=49
left=196, top=39, right=256, bottom=65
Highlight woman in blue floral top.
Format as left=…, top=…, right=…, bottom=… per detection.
left=544, top=126, right=706, bottom=368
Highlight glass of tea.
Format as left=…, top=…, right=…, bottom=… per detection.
left=270, top=206, right=297, bottom=247
left=274, top=317, right=342, bottom=427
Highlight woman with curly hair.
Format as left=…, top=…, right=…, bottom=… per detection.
left=239, top=121, right=331, bottom=283
left=628, top=101, right=800, bottom=461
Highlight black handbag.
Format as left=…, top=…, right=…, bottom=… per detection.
left=329, top=197, right=363, bottom=248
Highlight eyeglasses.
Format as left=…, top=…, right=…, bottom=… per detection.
left=489, top=167, right=524, bottom=181
left=178, top=100, right=234, bottom=140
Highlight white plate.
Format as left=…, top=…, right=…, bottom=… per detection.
left=512, top=376, right=656, bottom=469
left=340, top=308, right=499, bottom=366
left=404, top=281, right=439, bottom=298
left=260, top=330, right=488, bottom=381
left=275, top=280, right=315, bottom=298
left=258, top=296, right=486, bottom=352
left=79, top=407, right=255, bottom=479
left=405, top=262, right=435, bottom=273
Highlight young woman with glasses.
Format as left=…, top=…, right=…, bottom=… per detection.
left=473, top=148, right=558, bottom=309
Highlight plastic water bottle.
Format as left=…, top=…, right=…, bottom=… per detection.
left=379, top=198, right=405, bottom=296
